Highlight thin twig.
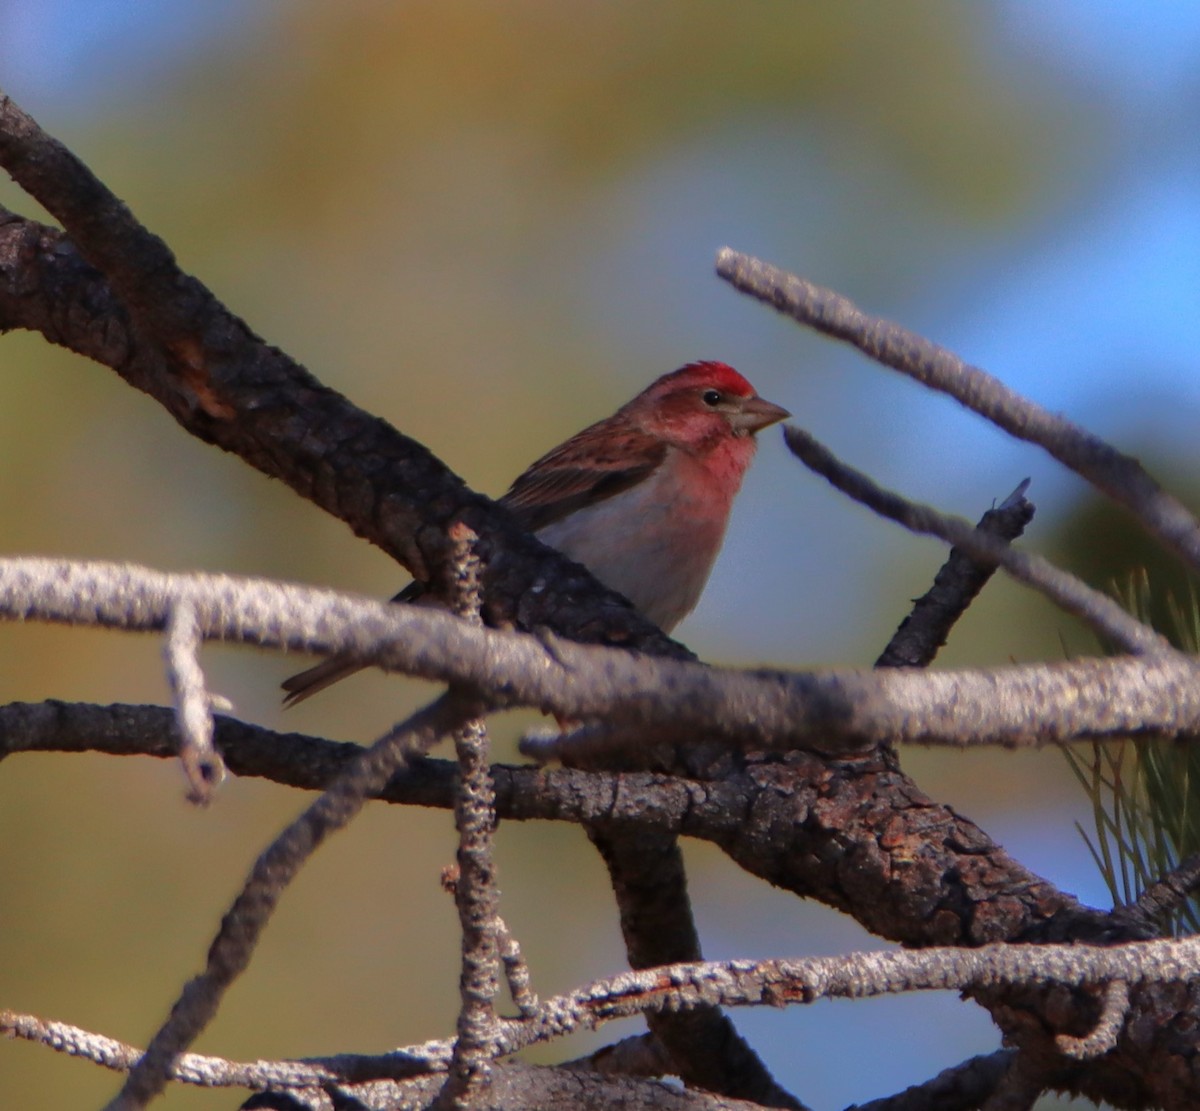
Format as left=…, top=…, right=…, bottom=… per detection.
left=1, top=1011, right=769, bottom=1109
left=163, top=600, right=225, bottom=803
left=495, top=916, right=538, bottom=1017
left=440, top=524, right=502, bottom=1109
left=1055, top=979, right=1130, bottom=1060
left=16, top=937, right=1200, bottom=1099
left=782, top=424, right=1167, bottom=656
left=102, top=691, right=481, bottom=1111
left=716, top=248, right=1200, bottom=578
left=0, top=1009, right=440, bottom=1088
left=875, top=481, right=1035, bottom=669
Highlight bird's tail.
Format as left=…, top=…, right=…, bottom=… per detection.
left=281, top=655, right=365, bottom=707
left=281, top=580, right=424, bottom=707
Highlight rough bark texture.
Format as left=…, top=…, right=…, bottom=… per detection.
left=5, top=90, right=1200, bottom=1109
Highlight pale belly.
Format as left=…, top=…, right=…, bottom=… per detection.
left=535, top=460, right=731, bottom=632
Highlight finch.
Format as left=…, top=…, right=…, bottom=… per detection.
left=282, top=361, right=789, bottom=704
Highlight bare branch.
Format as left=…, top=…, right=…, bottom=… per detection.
left=875, top=481, right=1035, bottom=669
left=163, top=600, right=225, bottom=803
left=1123, top=852, right=1200, bottom=932
left=0, top=1009, right=434, bottom=1089
left=6, top=557, right=1200, bottom=758
left=783, top=425, right=1166, bottom=656
left=440, top=525, right=503, bottom=1109
left=847, top=1050, right=1019, bottom=1111
left=1055, top=979, right=1130, bottom=1060
left=587, top=827, right=808, bottom=1109
left=2, top=1011, right=767, bottom=1110
left=14, top=935, right=1195, bottom=1101
left=475, top=938, right=1199, bottom=1067
left=0, top=91, right=689, bottom=668
left=716, top=247, right=1200, bottom=578
left=0, top=698, right=1116, bottom=949
left=103, top=692, right=481, bottom=1111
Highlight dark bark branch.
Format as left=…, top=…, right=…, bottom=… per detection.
left=587, top=828, right=808, bottom=1109
left=0, top=92, right=686, bottom=664
left=846, top=1050, right=1020, bottom=1111
left=0, top=700, right=1114, bottom=942
left=875, top=481, right=1036, bottom=669
left=1136, top=852, right=1200, bottom=920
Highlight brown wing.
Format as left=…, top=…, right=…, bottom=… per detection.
left=284, top=418, right=663, bottom=706
left=499, top=415, right=667, bottom=532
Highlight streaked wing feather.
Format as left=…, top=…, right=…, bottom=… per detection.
left=283, top=416, right=663, bottom=705
left=500, top=419, right=667, bottom=532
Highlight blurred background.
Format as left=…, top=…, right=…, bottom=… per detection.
left=1, top=2, right=1198, bottom=1107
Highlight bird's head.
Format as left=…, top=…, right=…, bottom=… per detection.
left=631, top=361, right=790, bottom=451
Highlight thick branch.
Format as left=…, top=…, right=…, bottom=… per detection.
left=587, top=827, right=807, bottom=1109
left=5, top=558, right=1200, bottom=756
left=0, top=98, right=684, bottom=660
left=0, top=702, right=1112, bottom=944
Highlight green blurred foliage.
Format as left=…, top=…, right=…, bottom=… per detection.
left=1049, top=462, right=1200, bottom=639
left=0, top=2, right=1123, bottom=1107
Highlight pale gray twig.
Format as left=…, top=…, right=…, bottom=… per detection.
left=782, top=425, right=1167, bottom=657
left=715, top=248, right=1200, bottom=578
left=495, top=917, right=538, bottom=1017
left=163, top=600, right=225, bottom=803
left=5, top=557, right=1200, bottom=754
left=484, top=938, right=1200, bottom=1060
left=0, top=1008, right=439, bottom=1088
left=1055, top=979, right=1130, bottom=1060
left=17, top=937, right=1199, bottom=1101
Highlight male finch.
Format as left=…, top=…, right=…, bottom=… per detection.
left=282, top=361, right=789, bottom=704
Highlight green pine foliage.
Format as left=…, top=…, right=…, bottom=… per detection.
left=1065, top=573, right=1200, bottom=935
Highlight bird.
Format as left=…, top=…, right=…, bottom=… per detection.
left=282, top=361, right=789, bottom=705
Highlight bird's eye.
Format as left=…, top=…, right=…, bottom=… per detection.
left=702, top=389, right=722, bottom=406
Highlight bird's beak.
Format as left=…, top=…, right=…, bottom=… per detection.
left=732, top=396, right=791, bottom=435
